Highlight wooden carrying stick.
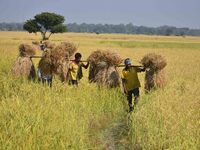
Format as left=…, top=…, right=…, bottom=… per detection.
left=30, top=56, right=88, bottom=62
left=30, top=56, right=43, bottom=58
left=117, top=65, right=143, bottom=67
left=70, top=60, right=88, bottom=62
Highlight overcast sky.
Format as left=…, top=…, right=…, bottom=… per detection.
left=0, top=0, right=199, bottom=28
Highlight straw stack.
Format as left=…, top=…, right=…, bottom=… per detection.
left=87, top=50, right=122, bottom=88
left=12, top=44, right=36, bottom=79
left=141, top=53, right=167, bottom=92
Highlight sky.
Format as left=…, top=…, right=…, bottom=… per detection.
left=0, top=0, right=199, bottom=29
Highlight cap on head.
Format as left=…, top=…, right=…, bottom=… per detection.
left=124, top=58, right=131, bottom=65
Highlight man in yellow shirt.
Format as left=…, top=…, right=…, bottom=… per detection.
left=121, top=58, right=145, bottom=112
left=69, top=53, right=89, bottom=85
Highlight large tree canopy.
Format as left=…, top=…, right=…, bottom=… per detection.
left=23, top=12, right=67, bottom=40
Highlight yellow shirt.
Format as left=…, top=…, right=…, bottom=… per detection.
left=121, top=67, right=141, bottom=91
left=69, top=62, right=83, bottom=80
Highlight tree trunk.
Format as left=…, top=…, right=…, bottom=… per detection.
left=41, top=32, right=48, bottom=41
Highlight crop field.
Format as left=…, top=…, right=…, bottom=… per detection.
left=0, top=31, right=199, bottom=149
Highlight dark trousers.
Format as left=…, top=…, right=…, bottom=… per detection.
left=69, top=80, right=78, bottom=86
left=127, top=88, right=139, bottom=109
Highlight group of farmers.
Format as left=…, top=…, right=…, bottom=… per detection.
left=38, top=44, right=145, bottom=112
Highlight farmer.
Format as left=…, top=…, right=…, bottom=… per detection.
left=68, top=52, right=89, bottom=86
left=37, top=68, right=53, bottom=87
left=40, top=41, right=46, bottom=51
left=121, top=58, right=145, bottom=112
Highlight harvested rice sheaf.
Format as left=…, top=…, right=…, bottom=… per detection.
left=141, top=53, right=167, bottom=92
left=141, top=53, right=167, bottom=71
left=60, top=42, right=77, bottom=57
left=43, top=41, right=56, bottom=49
left=19, top=43, right=36, bottom=57
left=50, top=42, right=77, bottom=75
left=87, top=50, right=122, bottom=66
left=38, top=50, right=52, bottom=76
left=87, top=50, right=122, bottom=88
left=12, top=57, right=36, bottom=79
left=32, top=41, right=40, bottom=45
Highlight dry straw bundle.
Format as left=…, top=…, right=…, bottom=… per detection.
left=50, top=42, right=77, bottom=77
left=87, top=50, right=122, bottom=88
left=37, top=42, right=77, bottom=82
left=141, top=53, right=167, bottom=92
left=32, top=41, right=40, bottom=45
left=43, top=41, right=56, bottom=50
left=12, top=44, right=36, bottom=79
left=19, top=43, right=36, bottom=57
left=38, top=50, right=52, bottom=76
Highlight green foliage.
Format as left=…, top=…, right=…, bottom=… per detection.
left=34, top=12, right=64, bottom=30
left=23, top=19, right=41, bottom=33
left=51, top=24, right=67, bottom=33
left=2, top=22, right=200, bottom=36
left=23, top=12, right=67, bottom=40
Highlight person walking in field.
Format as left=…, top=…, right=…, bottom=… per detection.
left=68, top=52, right=89, bottom=86
left=39, top=41, right=46, bottom=51
left=121, top=58, right=145, bottom=112
left=37, top=68, right=53, bottom=87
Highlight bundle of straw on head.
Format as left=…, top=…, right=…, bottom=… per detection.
left=87, top=50, right=122, bottom=88
left=141, top=53, right=167, bottom=92
left=12, top=57, right=36, bottom=79
left=19, top=43, right=36, bottom=57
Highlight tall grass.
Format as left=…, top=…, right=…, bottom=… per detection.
left=0, top=42, right=124, bottom=149
left=0, top=32, right=199, bottom=149
left=99, top=40, right=200, bottom=50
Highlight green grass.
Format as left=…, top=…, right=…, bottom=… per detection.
left=99, top=40, right=200, bottom=50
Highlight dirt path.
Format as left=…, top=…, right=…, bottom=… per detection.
left=101, top=114, right=135, bottom=150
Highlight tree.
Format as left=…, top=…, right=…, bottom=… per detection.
left=23, top=12, right=67, bottom=40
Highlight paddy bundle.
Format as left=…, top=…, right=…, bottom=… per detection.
left=141, top=53, right=167, bottom=92
left=12, top=44, right=36, bottom=79
left=50, top=42, right=77, bottom=81
left=18, top=43, right=36, bottom=57
left=32, top=41, right=40, bottom=45
left=43, top=41, right=56, bottom=50
left=87, top=50, right=122, bottom=88
left=38, top=49, right=52, bottom=77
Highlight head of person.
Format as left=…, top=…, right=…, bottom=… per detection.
left=124, top=58, right=132, bottom=67
left=75, top=52, right=82, bottom=62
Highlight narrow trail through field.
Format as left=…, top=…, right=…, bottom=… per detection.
left=100, top=113, right=135, bottom=150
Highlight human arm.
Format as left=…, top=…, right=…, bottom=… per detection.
left=122, top=78, right=128, bottom=94
left=121, top=70, right=128, bottom=94
left=136, top=66, right=146, bottom=72
left=81, top=61, right=89, bottom=69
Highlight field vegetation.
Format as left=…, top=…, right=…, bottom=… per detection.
left=0, top=31, right=199, bottom=149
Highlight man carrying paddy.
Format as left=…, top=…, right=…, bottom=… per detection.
left=121, top=58, right=145, bottom=112
left=68, top=52, right=89, bottom=86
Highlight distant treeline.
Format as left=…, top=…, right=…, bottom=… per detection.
left=0, top=22, right=200, bottom=36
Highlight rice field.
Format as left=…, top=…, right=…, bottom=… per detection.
left=0, top=31, right=199, bottom=149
